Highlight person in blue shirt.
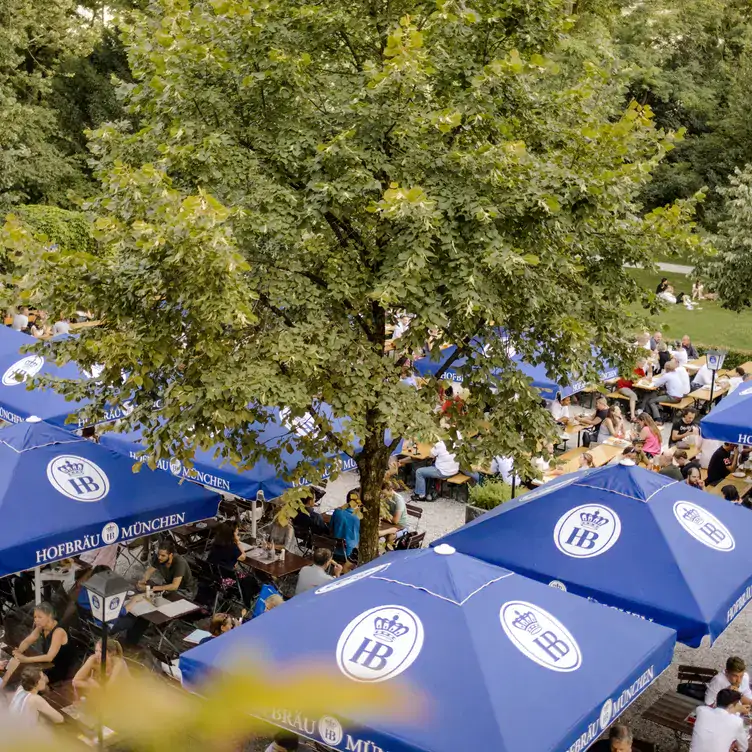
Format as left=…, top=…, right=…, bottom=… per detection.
left=329, top=488, right=361, bottom=567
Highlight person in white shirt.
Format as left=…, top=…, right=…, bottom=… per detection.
left=676, top=364, right=691, bottom=396
left=52, top=318, right=71, bottom=335
left=549, top=396, right=571, bottom=424
left=705, top=656, right=752, bottom=707
left=11, top=306, right=29, bottom=332
left=690, top=688, right=748, bottom=752
left=640, top=361, right=687, bottom=421
left=692, top=363, right=713, bottom=389
left=412, top=439, right=460, bottom=500
left=491, top=455, right=520, bottom=486
left=728, top=367, right=746, bottom=394
left=673, top=346, right=689, bottom=367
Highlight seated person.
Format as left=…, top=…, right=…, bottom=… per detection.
left=265, top=594, right=284, bottom=612
left=591, top=724, right=632, bottom=752
left=657, top=453, right=683, bottom=480
left=634, top=414, right=662, bottom=457
left=673, top=450, right=701, bottom=479
left=616, top=360, right=648, bottom=423
left=656, top=342, right=672, bottom=374
left=268, top=515, right=298, bottom=554
left=330, top=489, right=361, bottom=561
left=412, top=439, right=460, bottom=501
left=692, top=363, right=713, bottom=389
left=686, top=466, right=705, bottom=490
left=597, top=405, right=625, bottom=443
left=138, top=539, right=196, bottom=598
left=72, top=639, right=129, bottom=694
left=640, top=360, right=686, bottom=421
left=706, top=656, right=752, bottom=707
left=490, top=454, right=519, bottom=485
left=6, top=667, right=64, bottom=725
left=681, top=335, right=698, bottom=360
left=671, top=407, right=700, bottom=446
left=576, top=397, right=608, bottom=436
left=728, top=367, right=746, bottom=394
left=0, top=602, right=74, bottom=687
left=691, top=689, right=747, bottom=752
left=706, top=443, right=738, bottom=487
left=672, top=345, right=688, bottom=367
left=549, top=395, right=571, bottom=424
left=199, top=612, right=246, bottom=644
left=579, top=452, right=595, bottom=469
left=207, top=520, right=247, bottom=569
left=295, top=548, right=342, bottom=595
left=722, top=485, right=741, bottom=504
left=292, top=490, right=330, bottom=538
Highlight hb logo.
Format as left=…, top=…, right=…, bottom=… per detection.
left=337, top=606, right=424, bottom=683
left=47, top=455, right=111, bottom=502
left=554, top=504, right=622, bottom=559
left=501, top=601, right=583, bottom=673
left=674, top=501, right=735, bottom=552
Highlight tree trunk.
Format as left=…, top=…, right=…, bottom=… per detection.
left=356, top=410, right=390, bottom=564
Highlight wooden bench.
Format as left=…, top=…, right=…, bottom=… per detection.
left=442, top=473, right=472, bottom=501
left=659, top=396, right=694, bottom=411
left=606, top=391, right=630, bottom=402
left=677, top=664, right=716, bottom=687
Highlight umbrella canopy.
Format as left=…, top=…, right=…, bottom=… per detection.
left=436, top=462, right=752, bottom=646
left=413, top=346, right=617, bottom=398
left=0, top=419, right=220, bottom=577
left=700, top=385, right=752, bottom=445
left=100, top=408, right=401, bottom=501
left=0, top=327, right=98, bottom=427
left=180, top=546, right=676, bottom=752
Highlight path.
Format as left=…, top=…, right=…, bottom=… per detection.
left=626, top=262, right=694, bottom=274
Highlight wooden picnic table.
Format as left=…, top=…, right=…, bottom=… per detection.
left=126, top=590, right=202, bottom=627
left=707, top=474, right=752, bottom=498
left=642, top=691, right=701, bottom=744
left=689, top=383, right=730, bottom=403
left=532, top=444, right=624, bottom=485
left=399, top=442, right=434, bottom=462
left=685, top=356, right=707, bottom=373
left=241, top=547, right=312, bottom=578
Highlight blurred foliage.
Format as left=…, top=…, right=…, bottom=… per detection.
left=0, top=660, right=406, bottom=751
left=468, top=480, right=512, bottom=510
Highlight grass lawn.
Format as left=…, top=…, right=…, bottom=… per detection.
left=628, top=268, right=752, bottom=352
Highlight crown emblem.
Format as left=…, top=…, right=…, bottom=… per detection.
left=580, top=509, right=609, bottom=530
left=57, top=459, right=85, bottom=477
left=683, top=507, right=704, bottom=525
left=373, top=614, right=410, bottom=643
left=512, top=610, right=542, bottom=635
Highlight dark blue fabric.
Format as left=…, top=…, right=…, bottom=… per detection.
left=0, top=419, right=219, bottom=577
left=701, top=385, right=752, bottom=445
left=180, top=548, right=675, bottom=752
left=436, top=463, right=752, bottom=645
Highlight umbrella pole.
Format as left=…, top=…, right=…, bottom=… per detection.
left=34, top=567, right=42, bottom=606
left=708, top=369, right=716, bottom=414
left=251, top=497, right=257, bottom=540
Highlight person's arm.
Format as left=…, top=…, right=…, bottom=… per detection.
left=705, top=676, right=719, bottom=706
left=138, top=566, right=156, bottom=589
left=671, top=425, right=683, bottom=443
left=72, top=655, right=98, bottom=691
left=156, top=573, right=183, bottom=593
left=13, top=627, right=41, bottom=657
left=233, top=532, right=247, bottom=562
left=653, top=373, right=669, bottom=388
left=729, top=447, right=740, bottom=473
left=734, top=717, right=749, bottom=752
left=21, top=628, right=65, bottom=664
left=30, top=694, right=64, bottom=724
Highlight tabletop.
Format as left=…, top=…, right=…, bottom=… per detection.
left=241, top=547, right=312, bottom=577
left=685, top=356, right=707, bottom=372
left=642, top=691, right=702, bottom=736
left=127, top=590, right=201, bottom=626
left=689, top=383, right=730, bottom=402
left=399, top=442, right=434, bottom=462
left=707, top=474, right=752, bottom=498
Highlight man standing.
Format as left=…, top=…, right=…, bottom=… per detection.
left=681, top=335, right=699, bottom=360
left=412, top=439, right=459, bottom=501
left=138, top=539, right=195, bottom=598
left=705, top=657, right=752, bottom=707
left=591, top=725, right=633, bottom=752
left=690, top=689, right=748, bottom=752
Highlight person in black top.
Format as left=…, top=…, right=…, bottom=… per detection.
left=670, top=408, right=699, bottom=446
left=706, top=443, right=739, bottom=487
left=138, top=539, right=195, bottom=597
left=293, top=490, right=330, bottom=538
left=577, top=397, right=609, bottom=446
left=207, top=520, right=247, bottom=569
left=681, top=335, right=698, bottom=360
left=591, top=724, right=632, bottom=752
left=656, top=278, right=669, bottom=295
left=674, top=449, right=701, bottom=479
left=656, top=342, right=671, bottom=374
left=0, top=602, right=74, bottom=687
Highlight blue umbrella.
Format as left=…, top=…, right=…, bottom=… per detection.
left=179, top=546, right=675, bottom=752
left=0, top=419, right=220, bottom=577
left=436, top=462, right=752, bottom=646
left=413, top=346, right=617, bottom=398
left=100, top=408, right=401, bottom=501
left=700, top=385, right=752, bottom=445
left=0, top=328, right=95, bottom=427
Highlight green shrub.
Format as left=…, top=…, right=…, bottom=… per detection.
left=695, top=346, right=752, bottom=370
left=468, top=479, right=512, bottom=510
left=14, top=204, right=95, bottom=254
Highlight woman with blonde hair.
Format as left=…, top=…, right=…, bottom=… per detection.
left=72, top=639, right=129, bottom=694
left=635, top=414, right=662, bottom=457
left=579, top=452, right=595, bottom=469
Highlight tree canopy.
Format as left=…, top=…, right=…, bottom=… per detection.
left=2, top=0, right=708, bottom=560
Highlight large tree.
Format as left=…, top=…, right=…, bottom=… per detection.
left=2, top=0, right=702, bottom=561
